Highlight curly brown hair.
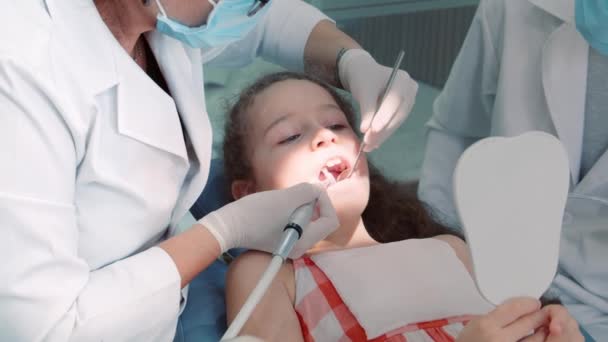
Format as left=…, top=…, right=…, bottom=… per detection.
left=222, top=72, right=458, bottom=243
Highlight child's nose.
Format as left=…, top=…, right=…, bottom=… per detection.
left=312, top=128, right=337, bottom=150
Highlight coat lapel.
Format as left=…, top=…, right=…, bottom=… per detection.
left=575, top=149, right=608, bottom=196
left=45, top=0, right=118, bottom=99
left=47, top=0, right=189, bottom=161
left=47, top=0, right=209, bottom=231
left=537, top=1, right=588, bottom=184
left=530, top=0, right=608, bottom=193
left=529, top=0, right=574, bottom=23
left=147, top=31, right=213, bottom=230
left=113, top=49, right=189, bottom=161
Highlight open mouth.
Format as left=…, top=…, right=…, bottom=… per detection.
left=318, top=156, right=351, bottom=188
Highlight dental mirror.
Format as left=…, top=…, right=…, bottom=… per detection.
left=453, top=131, right=570, bottom=305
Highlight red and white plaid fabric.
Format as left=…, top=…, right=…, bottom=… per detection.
left=293, top=257, right=476, bottom=342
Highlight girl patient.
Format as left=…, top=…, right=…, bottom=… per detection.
left=222, top=72, right=582, bottom=342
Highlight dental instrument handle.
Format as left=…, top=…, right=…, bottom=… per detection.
left=346, top=145, right=365, bottom=179
left=221, top=202, right=315, bottom=340
left=346, top=50, right=405, bottom=180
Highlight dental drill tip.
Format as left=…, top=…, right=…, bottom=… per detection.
left=346, top=144, right=365, bottom=179
left=321, top=169, right=337, bottom=187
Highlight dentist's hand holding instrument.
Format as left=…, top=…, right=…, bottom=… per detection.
left=222, top=172, right=342, bottom=340
left=199, top=183, right=338, bottom=259
left=339, top=49, right=415, bottom=152
left=345, top=50, right=405, bottom=179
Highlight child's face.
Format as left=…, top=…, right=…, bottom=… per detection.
left=233, top=79, right=370, bottom=221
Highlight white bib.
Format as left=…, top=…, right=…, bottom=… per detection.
left=310, top=239, right=493, bottom=339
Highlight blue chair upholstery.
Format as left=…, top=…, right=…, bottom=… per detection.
left=190, top=159, right=231, bottom=221
left=175, top=159, right=231, bottom=342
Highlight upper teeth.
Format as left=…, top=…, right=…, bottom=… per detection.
left=325, top=158, right=342, bottom=168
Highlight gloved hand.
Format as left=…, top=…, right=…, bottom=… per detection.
left=199, top=183, right=338, bottom=259
left=339, top=49, right=418, bottom=151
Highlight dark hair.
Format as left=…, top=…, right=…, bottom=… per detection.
left=223, top=72, right=458, bottom=242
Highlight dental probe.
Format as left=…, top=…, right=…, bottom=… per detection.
left=221, top=202, right=316, bottom=341
left=346, top=50, right=405, bottom=179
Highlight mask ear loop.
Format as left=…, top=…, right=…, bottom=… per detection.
left=208, top=0, right=217, bottom=7
left=153, top=0, right=168, bottom=17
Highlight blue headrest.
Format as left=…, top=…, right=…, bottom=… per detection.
left=190, top=159, right=230, bottom=221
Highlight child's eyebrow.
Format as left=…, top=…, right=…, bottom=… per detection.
left=264, top=113, right=295, bottom=137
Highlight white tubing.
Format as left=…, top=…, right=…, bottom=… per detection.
left=221, top=255, right=284, bottom=340
left=222, top=203, right=315, bottom=340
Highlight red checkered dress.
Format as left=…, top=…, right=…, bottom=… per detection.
left=293, top=257, right=475, bottom=342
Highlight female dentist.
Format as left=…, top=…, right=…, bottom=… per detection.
left=418, top=0, right=608, bottom=340
left=0, top=0, right=417, bottom=341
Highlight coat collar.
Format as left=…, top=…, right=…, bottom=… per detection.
left=45, top=0, right=119, bottom=97
left=527, top=0, right=588, bottom=185
left=45, top=0, right=212, bottom=227
left=528, top=0, right=575, bottom=24
left=522, top=1, right=607, bottom=191
left=541, top=23, right=587, bottom=185
left=45, top=0, right=192, bottom=161
left=45, top=0, right=211, bottom=230
left=146, top=30, right=214, bottom=228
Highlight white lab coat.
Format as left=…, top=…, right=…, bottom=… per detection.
left=418, top=0, right=608, bottom=338
left=0, top=0, right=329, bottom=341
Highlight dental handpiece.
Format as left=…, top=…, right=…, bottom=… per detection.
left=221, top=202, right=316, bottom=340
left=273, top=202, right=315, bottom=259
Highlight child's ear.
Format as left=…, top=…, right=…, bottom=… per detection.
left=231, top=180, right=256, bottom=200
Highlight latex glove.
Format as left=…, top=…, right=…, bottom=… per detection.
left=339, top=49, right=418, bottom=151
left=456, top=297, right=547, bottom=341
left=199, top=183, right=338, bottom=259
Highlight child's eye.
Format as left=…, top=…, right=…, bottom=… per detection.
left=278, top=134, right=301, bottom=145
left=328, top=124, right=347, bottom=131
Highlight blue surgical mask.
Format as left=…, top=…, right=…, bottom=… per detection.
left=154, top=0, right=272, bottom=49
left=575, top=0, right=608, bottom=56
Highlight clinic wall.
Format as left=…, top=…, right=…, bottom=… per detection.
left=337, top=5, right=477, bottom=88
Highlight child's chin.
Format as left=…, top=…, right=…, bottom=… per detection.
left=329, top=187, right=368, bottom=219
left=328, top=175, right=368, bottom=197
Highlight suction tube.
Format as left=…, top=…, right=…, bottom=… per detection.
left=221, top=202, right=315, bottom=340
